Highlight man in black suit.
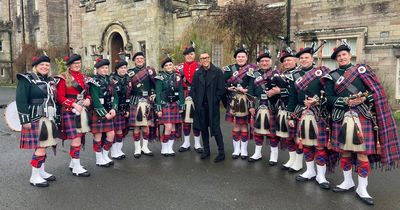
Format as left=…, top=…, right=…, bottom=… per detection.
left=190, top=52, right=225, bottom=162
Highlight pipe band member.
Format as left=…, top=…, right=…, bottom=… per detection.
left=155, top=56, right=184, bottom=157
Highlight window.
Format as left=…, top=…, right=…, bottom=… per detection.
left=1, top=68, right=4, bottom=77
left=138, top=41, right=146, bottom=55
left=212, top=42, right=223, bottom=67
left=303, top=38, right=357, bottom=70
left=16, top=0, right=21, bottom=16
left=34, top=0, right=39, bottom=11
left=35, top=29, right=41, bottom=47
left=0, top=40, right=3, bottom=52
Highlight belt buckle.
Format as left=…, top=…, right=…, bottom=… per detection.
left=261, top=94, right=268, bottom=100
left=77, top=94, right=84, bottom=100
left=143, top=91, right=148, bottom=97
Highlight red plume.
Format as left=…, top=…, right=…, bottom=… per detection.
left=333, top=47, right=337, bottom=52
left=96, top=57, right=102, bottom=63
left=299, top=48, right=304, bottom=51
left=115, top=59, right=120, bottom=63
left=32, top=56, right=39, bottom=62
left=64, top=56, right=70, bottom=62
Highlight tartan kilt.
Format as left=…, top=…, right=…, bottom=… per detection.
left=128, top=104, right=155, bottom=127
left=61, top=110, right=85, bottom=140
left=331, top=109, right=375, bottom=155
left=159, top=102, right=182, bottom=124
left=295, top=115, right=328, bottom=148
left=114, top=114, right=128, bottom=131
left=20, top=120, right=40, bottom=149
left=91, top=111, right=115, bottom=133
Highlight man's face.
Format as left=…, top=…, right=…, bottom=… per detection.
left=184, top=52, right=195, bottom=62
left=199, top=53, right=211, bottom=68
left=97, top=65, right=109, bottom=76
left=282, top=57, right=297, bottom=70
left=235, top=52, right=248, bottom=66
left=134, top=56, right=145, bottom=67
left=117, top=65, right=127, bottom=76
left=299, top=53, right=314, bottom=69
left=336, top=50, right=352, bottom=67
left=258, top=57, right=272, bottom=69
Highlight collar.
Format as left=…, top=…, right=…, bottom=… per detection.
left=301, top=65, right=314, bottom=71
left=339, top=63, right=353, bottom=70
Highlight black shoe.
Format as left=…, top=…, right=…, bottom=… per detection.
left=178, top=147, right=190, bottom=152
left=44, top=175, right=56, bottom=182
left=232, top=155, right=240, bottom=159
left=195, top=148, right=204, bottom=154
left=168, top=153, right=175, bottom=157
left=111, top=156, right=123, bottom=160
left=96, top=162, right=111, bottom=167
left=142, top=151, right=154, bottom=156
left=108, top=160, right=114, bottom=165
left=200, top=153, right=210, bottom=159
left=332, top=186, right=355, bottom=193
left=72, top=171, right=90, bottom=177
left=248, top=157, right=262, bottom=163
left=162, top=154, right=169, bottom=157
left=269, top=161, right=278, bottom=166
left=356, top=193, right=374, bottom=205
left=134, top=153, right=141, bottom=159
left=295, top=175, right=316, bottom=182
left=120, top=154, right=126, bottom=159
left=240, top=155, right=248, bottom=160
left=281, top=165, right=290, bottom=170
left=30, top=181, right=49, bottom=187
left=317, top=181, right=330, bottom=190
left=214, top=154, right=225, bottom=163
left=288, top=168, right=302, bottom=173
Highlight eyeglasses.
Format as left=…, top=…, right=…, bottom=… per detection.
left=200, top=57, right=210, bottom=60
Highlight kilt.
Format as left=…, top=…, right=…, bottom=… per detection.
left=331, top=109, right=375, bottom=155
left=91, top=111, right=115, bottom=133
left=159, top=102, right=182, bottom=124
left=61, top=111, right=85, bottom=140
left=20, top=120, right=40, bottom=149
left=128, top=103, right=155, bottom=127
left=114, top=114, right=128, bottom=131
left=295, top=113, right=328, bottom=148
left=225, top=112, right=249, bottom=125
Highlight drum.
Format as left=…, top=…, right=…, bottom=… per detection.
left=254, top=105, right=270, bottom=135
left=135, top=98, right=149, bottom=127
left=297, top=110, right=318, bottom=146
left=4, top=101, right=22, bottom=132
left=183, top=96, right=194, bottom=123
left=229, top=93, right=248, bottom=117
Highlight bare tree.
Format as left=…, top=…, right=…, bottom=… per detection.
left=218, top=1, right=284, bottom=62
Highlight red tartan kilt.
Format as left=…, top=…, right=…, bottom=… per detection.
left=114, top=114, right=128, bottom=131
left=128, top=104, right=155, bottom=127
left=331, top=109, right=375, bottom=154
left=91, top=111, right=115, bottom=133
left=295, top=115, right=328, bottom=147
left=61, top=110, right=85, bottom=140
left=20, top=120, right=41, bottom=149
left=159, top=102, right=182, bottom=124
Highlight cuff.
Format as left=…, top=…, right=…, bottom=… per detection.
left=367, top=94, right=374, bottom=104
left=280, top=88, right=289, bottom=97
left=334, top=97, right=348, bottom=108
left=18, top=113, right=31, bottom=124
left=156, top=105, right=162, bottom=112
left=96, top=108, right=108, bottom=117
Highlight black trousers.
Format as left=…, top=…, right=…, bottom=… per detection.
left=201, top=105, right=224, bottom=154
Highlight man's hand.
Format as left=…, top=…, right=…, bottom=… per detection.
left=109, top=109, right=116, bottom=118
left=304, top=97, right=319, bottom=108
left=157, top=112, right=162, bottom=118
left=227, top=86, right=236, bottom=92
left=249, top=108, right=255, bottom=116
left=288, top=120, right=295, bottom=128
left=83, top=99, right=91, bottom=107
left=348, top=96, right=366, bottom=107
left=73, top=103, right=83, bottom=113
left=124, top=112, right=130, bottom=118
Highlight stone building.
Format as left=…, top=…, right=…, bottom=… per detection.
left=290, top=0, right=400, bottom=106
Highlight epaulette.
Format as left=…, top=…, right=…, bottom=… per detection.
left=87, top=77, right=100, bottom=87
left=16, top=73, right=32, bottom=83
left=155, top=75, right=164, bottom=81
left=321, top=74, right=333, bottom=80
left=223, top=66, right=231, bottom=72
